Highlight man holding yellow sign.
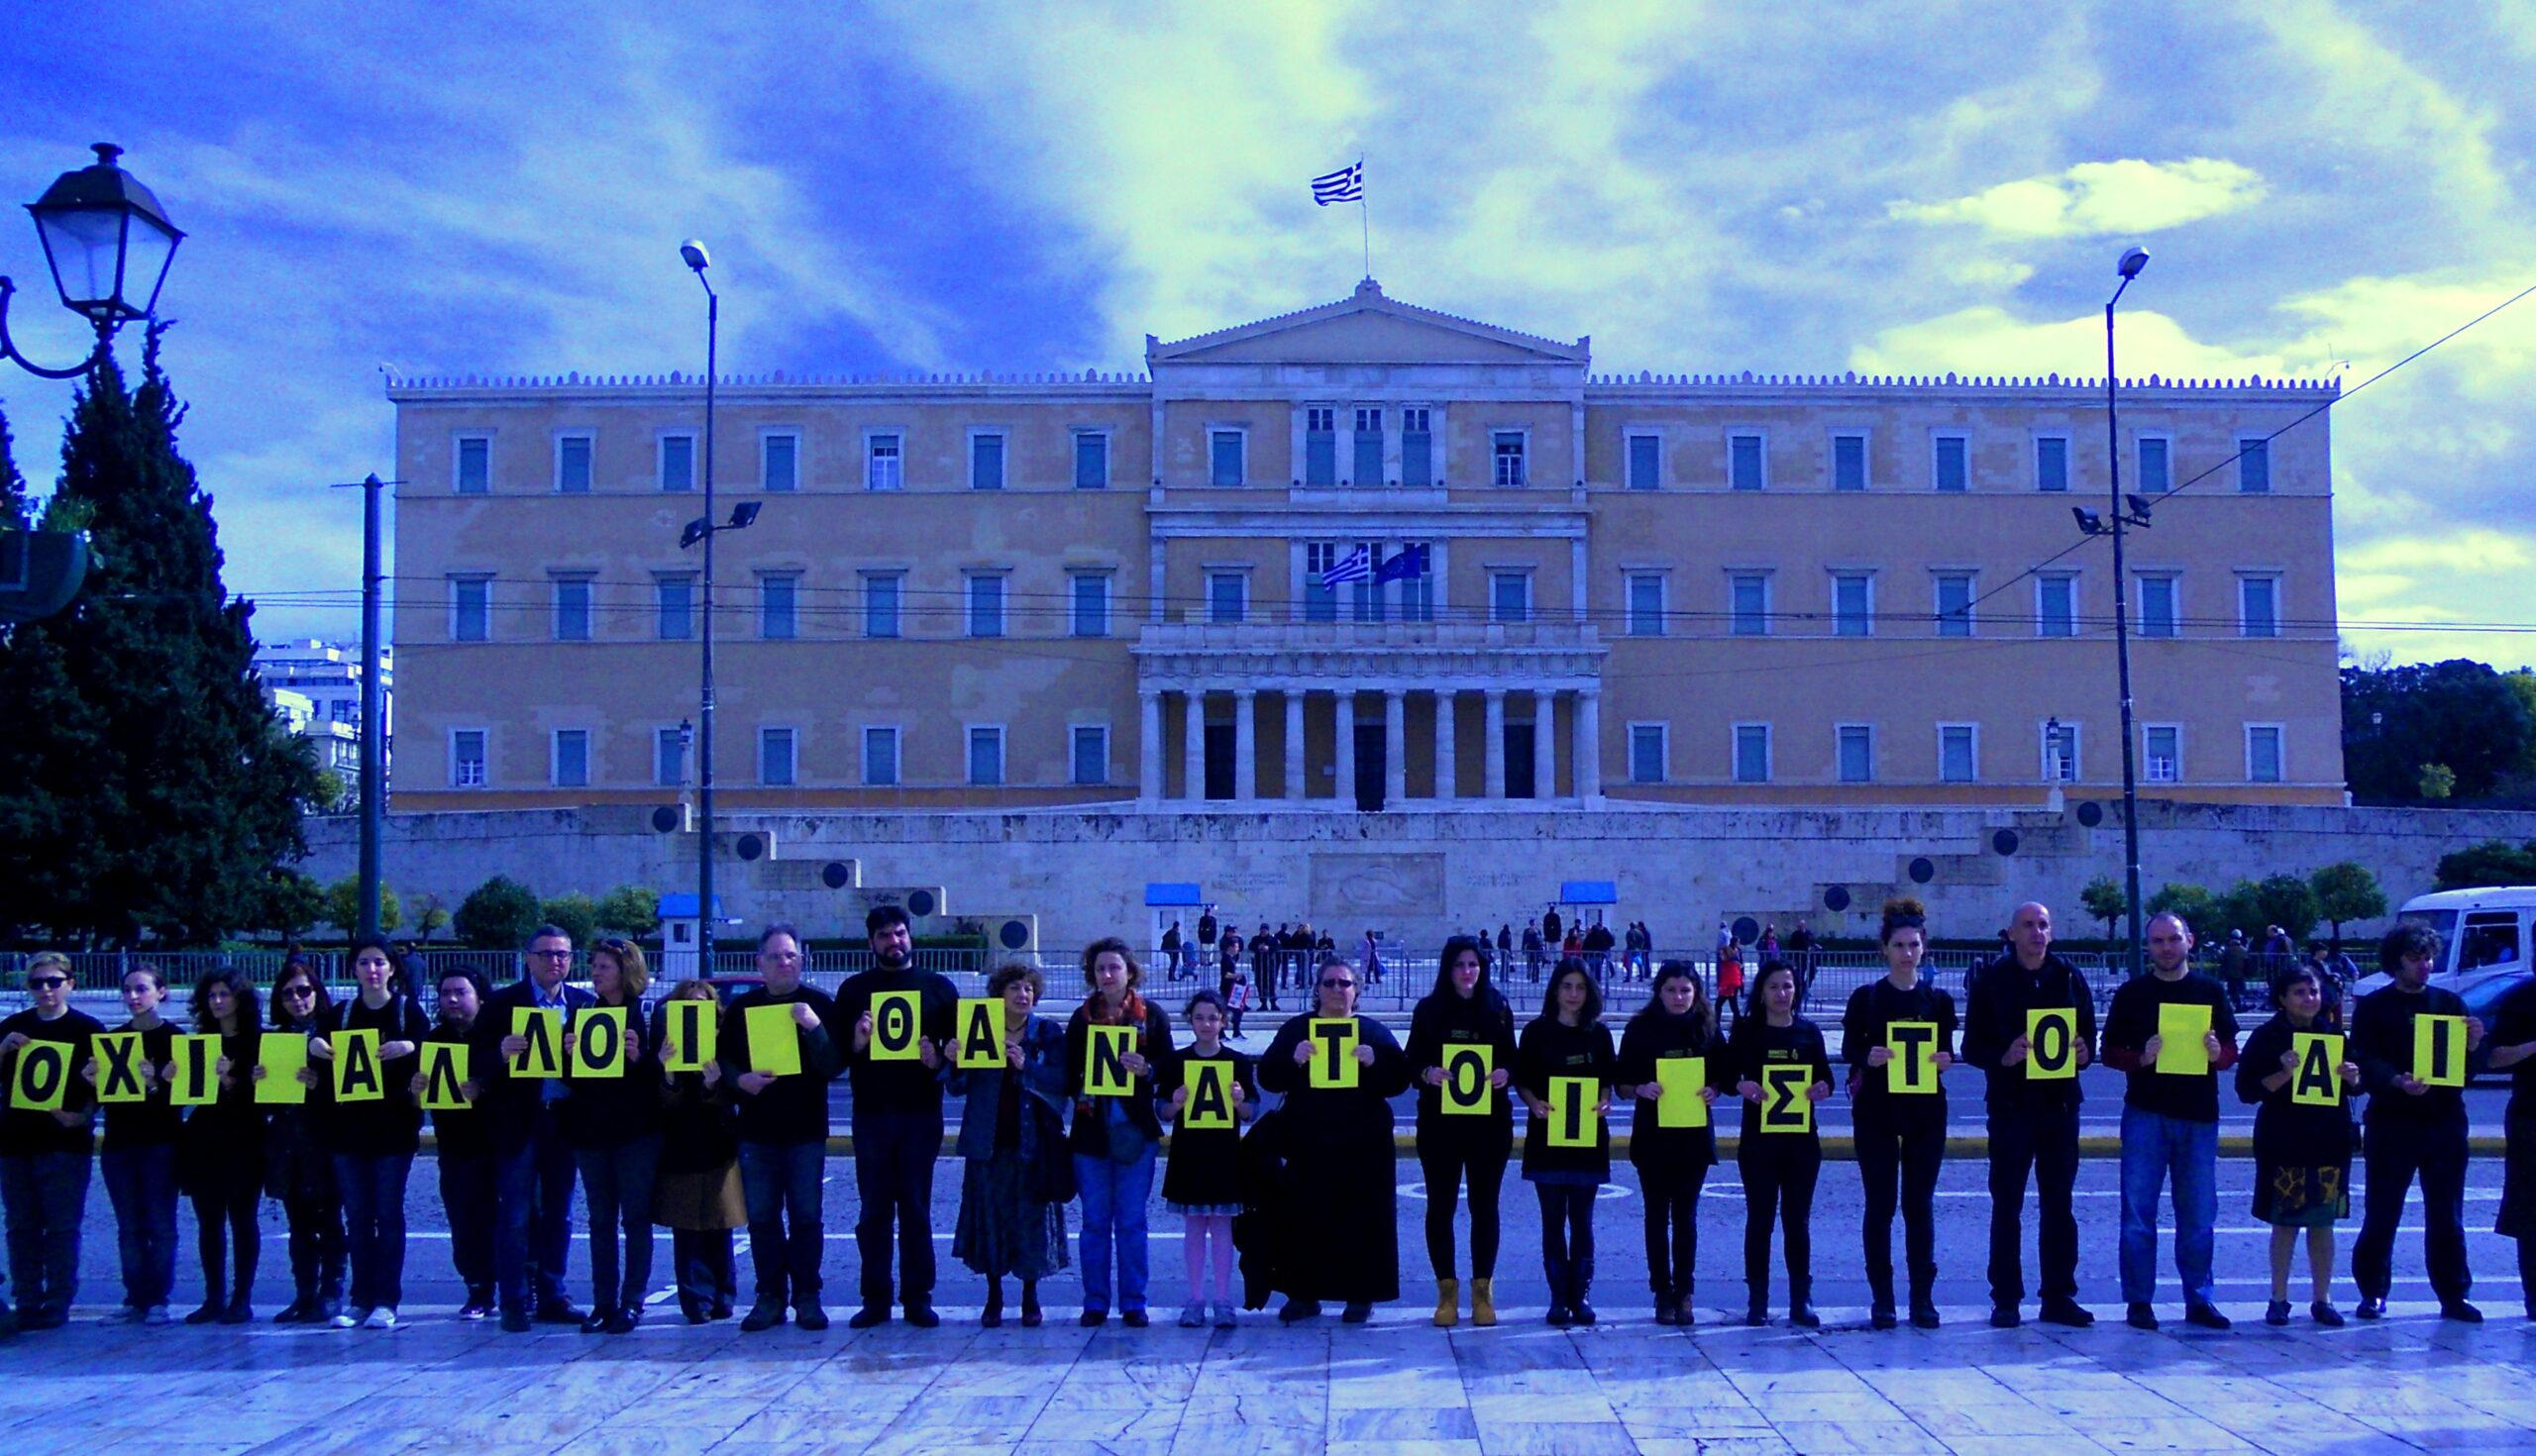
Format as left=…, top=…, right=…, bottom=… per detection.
left=471, top=925, right=595, bottom=1333
left=720, top=923, right=848, bottom=1332
left=2100, top=914, right=2240, bottom=1331
left=1961, top=900, right=2098, bottom=1329
left=2350, top=921, right=2484, bottom=1322
left=833, top=905, right=958, bottom=1331
left=1, top=953, right=104, bottom=1331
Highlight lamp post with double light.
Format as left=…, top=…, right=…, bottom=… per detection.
left=2079, top=246, right=2153, bottom=980
left=677, top=242, right=758, bottom=971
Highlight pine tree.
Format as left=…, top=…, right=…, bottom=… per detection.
left=0, top=325, right=321, bottom=945
left=0, top=402, right=26, bottom=527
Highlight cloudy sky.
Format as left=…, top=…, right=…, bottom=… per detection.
left=4, top=0, right=2530, bottom=667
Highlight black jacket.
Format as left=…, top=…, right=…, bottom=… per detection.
left=1960, top=952, right=2096, bottom=1108
left=469, top=977, right=597, bottom=1150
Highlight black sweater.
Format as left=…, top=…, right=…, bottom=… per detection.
left=0, top=1008, right=101, bottom=1156
left=1516, top=1015, right=1617, bottom=1181
left=2101, top=971, right=2241, bottom=1123
left=2234, top=1013, right=2356, bottom=1167
left=321, top=995, right=429, bottom=1157
left=715, top=985, right=846, bottom=1145
left=1403, top=988, right=1519, bottom=1126
left=1842, top=977, right=1957, bottom=1118
left=100, top=1020, right=182, bottom=1149
left=834, top=966, right=958, bottom=1112
left=1616, top=1008, right=1719, bottom=1174
left=1720, top=1014, right=1834, bottom=1142
left=423, top=1022, right=490, bottom=1159
left=561, top=996, right=663, bottom=1148
left=2351, top=982, right=2472, bottom=1128
left=1961, top=952, right=2096, bottom=1108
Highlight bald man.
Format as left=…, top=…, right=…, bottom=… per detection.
left=1961, top=901, right=2097, bottom=1328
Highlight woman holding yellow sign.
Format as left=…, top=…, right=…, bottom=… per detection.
left=1064, top=937, right=1174, bottom=1327
left=1724, top=959, right=1834, bottom=1327
left=951, top=963, right=1070, bottom=1329
left=2236, top=963, right=2359, bottom=1326
left=178, top=966, right=264, bottom=1324
left=258, top=959, right=345, bottom=1325
left=1516, top=959, right=1618, bottom=1326
left=1843, top=898, right=1957, bottom=1330
left=1257, top=956, right=1412, bottom=1323
left=1404, top=935, right=1517, bottom=1329
left=562, top=938, right=661, bottom=1334
left=653, top=978, right=744, bottom=1324
left=0, top=950, right=103, bottom=1332
left=314, top=937, right=429, bottom=1330
left=93, top=965, right=181, bottom=1326
left=1620, top=961, right=1719, bottom=1326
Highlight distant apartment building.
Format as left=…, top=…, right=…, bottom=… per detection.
left=257, top=638, right=392, bottom=799
left=384, top=280, right=2344, bottom=815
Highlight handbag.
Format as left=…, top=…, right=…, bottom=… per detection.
left=1029, top=1098, right=1077, bottom=1203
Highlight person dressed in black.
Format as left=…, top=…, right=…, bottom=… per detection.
left=2488, top=968, right=2536, bottom=1320
left=654, top=977, right=745, bottom=1323
left=261, top=958, right=345, bottom=1325
left=721, top=922, right=847, bottom=1331
left=1403, top=935, right=1518, bottom=1329
left=473, top=925, right=596, bottom=1332
left=2350, top=921, right=2483, bottom=1320
left=420, top=967, right=494, bottom=1320
left=1619, top=961, right=1719, bottom=1325
left=1517, top=958, right=1619, bottom=1326
left=316, top=937, right=429, bottom=1329
left=1162, top=989, right=1253, bottom=1328
left=95, top=964, right=182, bottom=1325
left=179, top=966, right=264, bottom=1324
left=1961, top=900, right=2097, bottom=1328
left=834, top=904, right=958, bottom=1328
left=0, top=952, right=103, bottom=1331
left=1724, top=959, right=1833, bottom=1327
left=1843, top=897, right=1956, bottom=1329
left=562, top=937, right=662, bottom=1333
left=1257, top=956, right=1413, bottom=1323
left=2236, top=963, right=2359, bottom=1326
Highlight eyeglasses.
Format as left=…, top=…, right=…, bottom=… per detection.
left=529, top=949, right=573, bottom=961
left=27, top=976, right=68, bottom=989
left=1319, top=978, right=1354, bottom=989
left=280, top=985, right=317, bottom=999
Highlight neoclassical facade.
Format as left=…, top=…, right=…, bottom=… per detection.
left=386, top=280, right=2346, bottom=815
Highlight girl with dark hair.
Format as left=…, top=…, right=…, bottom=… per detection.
left=1725, top=958, right=1834, bottom=1327
left=564, top=937, right=662, bottom=1333
left=2239, top=963, right=2360, bottom=1325
left=1163, top=988, right=1254, bottom=1328
left=92, top=964, right=181, bottom=1324
left=654, top=978, right=745, bottom=1323
left=1844, top=898, right=1957, bottom=1329
left=1404, top=935, right=1517, bottom=1327
left=179, top=966, right=263, bottom=1323
left=1065, top=937, right=1174, bottom=1326
left=314, top=936, right=428, bottom=1329
left=1620, top=960, right=1719, bottom=1324
left=260, top=958, right=345, bottom=1323
left=953, top=963, right=1071, bottom=1328
left=1517, top=958, right=1618, bottom=1325
left=421, top=966, right=497, bottom=1319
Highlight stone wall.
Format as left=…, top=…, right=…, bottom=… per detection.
left=300, top=800, right=2536, bottom=952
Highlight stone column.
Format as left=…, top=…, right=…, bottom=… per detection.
left=1334, top=691, right=1357, bottom=809
left=1577, top=687, right=1602, bottom=803
left=1233, top=688, right=1258, bottom=802
left=1434, top=689, right=1457, bottom=801
left=1283, top=689, right=1305, bottom=802
left=1182, top=689, right=1204, bottom=801
left=1383, top=688, right=1407, bottom=808
left=1484, top=688, right=1507, bottom=799
left=1532, top=689, right=1557, bottom=801
left=1138, top=689, right=1162, bottom=801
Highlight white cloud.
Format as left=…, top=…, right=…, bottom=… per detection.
left=1850, top=306, right=2292, bottom=383
left=1887, top=157, right=2268, bottom=241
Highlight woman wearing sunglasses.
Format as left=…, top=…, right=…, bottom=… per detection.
left=0, top=952, right=105, bottom=1331
left=260, top=958, right=346, bottom=1323
left=1256, top=956, right=1412, bottom=1324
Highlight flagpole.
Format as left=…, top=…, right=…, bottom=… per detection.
left=1358, top=155, right=1371, bottom=280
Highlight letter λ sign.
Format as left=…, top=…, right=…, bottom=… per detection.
left=1309, top=1017, right=1360, bottom=1089
left=93, top=1031, right=149, bottom=1104
left=1181, top=1060, right=1234, bottom=1130
left=333, top=1027, right=383, bottom=1102
left=512, top=1007, right=564, bottom=1079
left=1440, top=1043, right=1493, bottom=1116
left=8, top=1039, right=70, bottom=1112
left=1084, top=1024, right=1136, bottom=1096
left=871, top=989, right=922, bottom=1062
left=170, top=1033, right=220, bottom=1107
left=420, top=1042, right=471, bottom=1111
left=2025, top=1007, right=2077, bottom=1082
left=2290, top=1032, right=2345, bottom=1107
left=2414, top=1013, right=2468, bottom=1089
left=1759, top=1064, right=1814, bottom=1133
left=1885, top=1022, right=1939, bottom=1094
left=955, top=997, right=1005, bottom=1070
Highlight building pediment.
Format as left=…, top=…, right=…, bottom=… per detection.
left=1148, top=279, right=1589, bottom=367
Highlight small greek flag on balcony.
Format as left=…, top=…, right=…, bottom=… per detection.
left=1311, top=161, right=1364, bottom=206
left=1319, top=545, right=1373, bottom=588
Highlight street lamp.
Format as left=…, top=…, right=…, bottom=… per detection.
left=2104, top=245, right=2149, bottom=980
left=1, top=143, right=183, bottom=379
left=678, top=240, right=757, bottom=973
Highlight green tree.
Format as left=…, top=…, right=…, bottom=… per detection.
left=2418, top=763, right=2457, bottom=800
left=0, top=329, right=322, bottom=945
left=2227, top=873, right=2320, bottom=943
left=593, top=884, right=661, bottom=936
left=259, top=868, right=326, bottom=942
left=540, top=892, right=598, bottom=948
left=0, top=400, right=25, bottom=529
left=409, top=892, right=453, bottom=945
left=322, top=876, right=401, bottom=937
left=2342, top=659, right=2536, bottom=803
left=2509, top=670, right=2536, bottom=784
left=2308, top=862, right=2387, bottom=945
left=455, top=875, right=542, bottom=949
left=2146, top=883, right=2221, bottom=941
left=312, top=768, right=350, bottom=814
left=2436, top=839, right=2536, bottom=890
left=2078, top=875, right=2129, bottom=940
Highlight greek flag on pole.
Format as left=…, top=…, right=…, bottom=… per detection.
left=1312, top=161, right=1364, bottom=206
left=1319, top=545, right=1373, bottom=588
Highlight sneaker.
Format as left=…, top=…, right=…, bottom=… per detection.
left=363, top=1307, right=398, bottom=1331
left=143, top=1305, right=172, bottom=1326
left=2311, top=1301, right=2346, bottom=1327
left=2265, top=1300, right=2291, bottom=1326
left=1180, top=1304, right=1208, bottom=1328
left=1213, top=1302, right=1236, bottom=1329
left=2183, top=1303, right=2232, bottom=1331
left=2125, top=1302, right=2160, bottom=1331
left=458, top=1300, right=492, bottom=1322
left=329, top=1308, right=362, bottom=1329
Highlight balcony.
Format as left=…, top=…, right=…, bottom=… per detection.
left=1132, top=617, right=1605, bottom=689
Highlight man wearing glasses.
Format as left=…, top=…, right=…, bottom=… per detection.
left=471, top=926, right=596, bottom=1332
left=1, top=952, right=105, bottom=1332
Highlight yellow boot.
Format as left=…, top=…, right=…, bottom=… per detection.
left=1433, top=1277, right=1460, bottom=1328
left=1471, top=1278, right=1498, bottom=1327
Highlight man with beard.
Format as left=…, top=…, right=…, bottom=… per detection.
left=834, top=905, right=959, bottom=1327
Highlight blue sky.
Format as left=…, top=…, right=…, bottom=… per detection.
left=4, top=0, right=2531, bottom=667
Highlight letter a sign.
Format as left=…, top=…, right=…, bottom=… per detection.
left=2290, top=1032, right=2345, bottom=1107
left=1181, top=1060, right=1235, bottom=1130
left=955, top=997, right=1005, bottom=1070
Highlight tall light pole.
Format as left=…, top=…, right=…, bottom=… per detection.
left=2105, top=246, right=2150, bottom=980
left=683, top=240, right=720, bottom=973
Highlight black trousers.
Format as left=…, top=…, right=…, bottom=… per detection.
left=1535, top=1182, right=1597, bottom=1302
left=673, top=1227, right=737, bottom=1311
left=1641, top=1164, right=1707, bottom=1300
left=1986, top=1099, right=2080, bottom=1306
left=280, top=1192, right=345, bottom=1298
left=438, top=1150, right=497, bottom=1304
left=1738, top=1136, right=1820, bottom=1306
left=1416, top=1127, right=1510, bottom=1281
left=188, top=1160, right=262, bottom=1307
left=1856, top=1102, right=1946, bottom=1305
left=2353, top=1118, right=2470, bottom=1303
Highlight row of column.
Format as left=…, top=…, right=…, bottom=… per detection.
left=1135, top=685, right=1601, bottom=805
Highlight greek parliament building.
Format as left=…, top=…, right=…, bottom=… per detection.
left=384, top=280, right=2345, bottom=827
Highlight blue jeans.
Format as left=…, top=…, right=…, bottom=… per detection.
left=335, top=1151, right=416, bottom=1311
left=2119, top=1105, right=2218, bottom=1306
left=739, top=1139, right=827, bottom=1306
left=0, top=1152, right=91, bottom=1319
left=103, top=1143, right=180, bottom=1309
left=852, top=1109, right=941, bottom=1308
left=1074, top=1145, right=1156, bottom=1314
left=493, top=1104, right=578, bottom=1315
